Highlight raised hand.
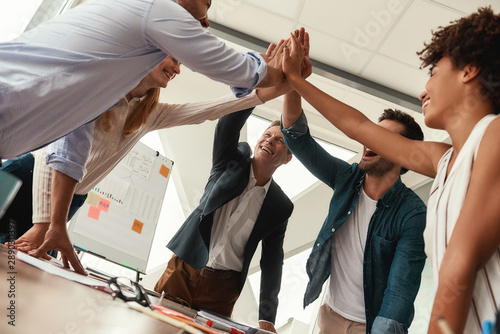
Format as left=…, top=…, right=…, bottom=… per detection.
left=291, top=28, right=312, bottom=79
left=299, top=30, right=312, bottom=79
left=282, top=33, right=303, bottom=80
left=265, top=39, right=288, bottom=75
left=261, top=39, right=285, bottom=63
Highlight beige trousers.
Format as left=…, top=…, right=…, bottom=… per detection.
left=318, top=303, right=366, bottom=334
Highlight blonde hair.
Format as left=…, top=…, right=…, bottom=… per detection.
left=98, top=88, right=161, bottom=137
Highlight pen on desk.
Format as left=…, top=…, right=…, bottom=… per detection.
left=437, top=317, right=454, bottom=334
left=158, top=291, right=165, bottom=304
left=194, top=315, right=214, bottom=328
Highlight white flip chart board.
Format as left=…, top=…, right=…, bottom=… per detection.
left=68, top=141, right=173, bottom=274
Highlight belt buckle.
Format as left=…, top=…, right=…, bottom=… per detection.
left=200, top=266, right=216, bottom=278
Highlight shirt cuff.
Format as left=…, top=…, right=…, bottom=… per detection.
left=258, top=320, right=274, bottom=326
left=280, top=111, right=309, bottom=137
left=230, top=51, right=267, bottom=98
left=45, top=123, right=94, bottom=182
left=46, top=153, right=87, bottom=182
left=371, top=316, right=407, bottom=334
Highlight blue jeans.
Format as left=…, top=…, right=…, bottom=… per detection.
left=0, top=153, right=87, bottom=242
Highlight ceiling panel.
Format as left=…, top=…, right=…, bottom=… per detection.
left=211, top=1, right=295, bottom=44
left=298, top=0, right=412, bottom=51
left=433, top=0, right=500, bottom=13
left=378, top=0, right=464, bottom=68
left=303, top=25, right=375, bottom=75
left=214, top=0, right=304, bottom=20
left=361, top=53, right=429, bottom=97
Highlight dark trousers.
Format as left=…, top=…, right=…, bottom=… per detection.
left=154, top=255, right=241, bottom=317
left=0, top=153, right=87, bottom=242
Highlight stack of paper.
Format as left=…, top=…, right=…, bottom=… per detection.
left=196, top=310, right=275, bottom=334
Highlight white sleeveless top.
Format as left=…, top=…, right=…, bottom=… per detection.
left=425, top=114, right=500, bottom=333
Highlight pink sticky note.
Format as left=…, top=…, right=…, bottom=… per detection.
left=88, top=205, right=101, bottom=220
left=97, top=198, right=111, bottom=212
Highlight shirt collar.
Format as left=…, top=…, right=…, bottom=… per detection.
left=378, top=177, right=404, bottom=207
left=249, top=165, right=272, bottom=194
left=123, top=94, right=141, bottom=105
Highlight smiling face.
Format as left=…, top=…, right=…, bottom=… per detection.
left=178, top=0, right=211, bottom=28
left=358, top=119, right=404, bottom=177
left=143, top=56, right=181, bottom=89
left=420, top=57, right=464, bottom=130
left=253, top=125, right=292, bottom=168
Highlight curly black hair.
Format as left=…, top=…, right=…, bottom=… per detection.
left=379, top=109, right=424, bottom=174
left=417, top=7, right=500, bottom=113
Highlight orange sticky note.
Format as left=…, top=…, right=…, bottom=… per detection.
left=159, top=164, right=170, bottom=178
left=97, top=198, right=111, bottom=212
left=88, top=206, right=101, bottom=220
left=131, top=219, right=144, bottom=234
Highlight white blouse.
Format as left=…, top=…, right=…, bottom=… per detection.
left=425, top=114, right=500, bottom=333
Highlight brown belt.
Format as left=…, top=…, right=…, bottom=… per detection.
left=199, top=267, right=240, bottom=280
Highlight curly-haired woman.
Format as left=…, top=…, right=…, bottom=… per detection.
left=282, top=7, right=500, bottom=333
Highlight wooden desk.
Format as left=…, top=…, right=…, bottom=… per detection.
left=0, top=244, right=185, bottom=333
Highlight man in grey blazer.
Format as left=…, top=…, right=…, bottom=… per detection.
left=155, top=106, right=293, bottom=333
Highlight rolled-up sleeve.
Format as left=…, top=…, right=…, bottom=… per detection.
left=229, top=51, right=266, bottom=97
left=280, top=111, right=309, bottom=137
left=46, top=122, right=94, bottom=182
left=145, top=0, right=267, bottom=97
left=371, top=316, right=408, bottom=334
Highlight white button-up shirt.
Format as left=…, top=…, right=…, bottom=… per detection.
left=207, top=166, right=271, bottom=271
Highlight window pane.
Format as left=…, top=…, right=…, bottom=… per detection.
left=0, top=0, right=44, bottom=42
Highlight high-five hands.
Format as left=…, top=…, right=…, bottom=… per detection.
left=262, top=27, right=311, bottom=81
left=282, top=31, right=305, bottom=81
left=297, top=28, right=312, bottom=79
left=262, top=39, right=287, bottom=75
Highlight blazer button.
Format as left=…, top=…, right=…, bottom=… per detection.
left=199, top=214, right=204, bottom=219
